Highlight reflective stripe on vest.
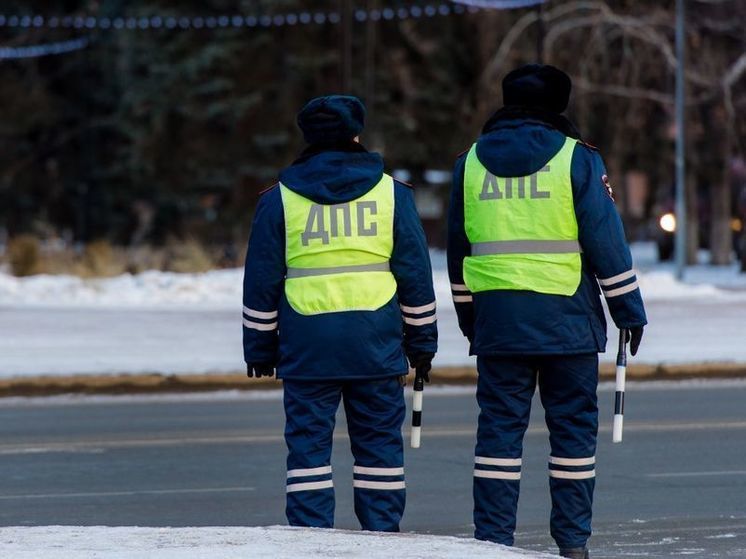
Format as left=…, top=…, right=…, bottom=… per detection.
left=471, top=240, right=581, bottom=256
left=286, top=262, right=390, bottom=279
left=280, top=174, right=397, bottom=315
left=463, top=136, right=581, bottom=296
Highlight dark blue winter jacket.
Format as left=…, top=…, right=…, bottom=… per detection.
left=243, top=143, right=438, bottom=380
left=448, top=116, right=647, bottom=355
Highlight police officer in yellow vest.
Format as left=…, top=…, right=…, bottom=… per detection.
left=448, top=66, right=647, bottom=558
left=243, top=95, right=437, bottom=531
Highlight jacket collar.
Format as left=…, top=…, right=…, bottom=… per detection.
left=482, top=106, right=583, bottom=140
left=293, top=141, right=368, bottom=164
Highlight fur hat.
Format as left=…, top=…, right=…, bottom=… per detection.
left=502, top=64, right=572, bottom=114
left=297, top=95, right=366, bottom=145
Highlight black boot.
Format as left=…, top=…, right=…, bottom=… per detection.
left=559, top=548, right=589, bottom=559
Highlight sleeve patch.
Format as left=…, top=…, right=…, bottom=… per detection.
left=601, top=174, right=615, bottom=201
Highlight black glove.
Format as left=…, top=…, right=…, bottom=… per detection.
left=246, top=363, right=275, bottom=378
left=408, top=353, right=434, bottom=383
left=626, top=326, right=644, bottom=357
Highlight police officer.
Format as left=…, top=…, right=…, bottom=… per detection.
left=447, top=65, right=647, bottom=558
left=243, top=95, right=437, bottom=532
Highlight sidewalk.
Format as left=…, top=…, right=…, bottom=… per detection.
left=0, top=526, right=559, bottom=559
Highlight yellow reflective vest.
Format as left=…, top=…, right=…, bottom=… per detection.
left=463, top=136, right=582, bottom=296
left=280, top=174, right=397, bottom=315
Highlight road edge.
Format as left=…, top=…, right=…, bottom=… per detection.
left=3, top=362, right=746, bottom=397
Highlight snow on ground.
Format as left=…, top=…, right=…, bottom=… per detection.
left=1, top=244, right=745, bottom=309
left=0, top=268, right=240, bottom=309
left=0, top=526, right=558, bottom=559
left=1, top=243, right=745, bottom=378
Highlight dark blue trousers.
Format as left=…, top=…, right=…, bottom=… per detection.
left=283, top=377, right=406, bottom=532
left=473, top=354, right=598, bottom=549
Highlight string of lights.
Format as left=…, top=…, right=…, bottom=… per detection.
left=0, top=4, right=483, bottom=31
left=451, top=0, right=545, bottom=8
left=0, top=1, right=555, bottom=32
left=0, top=36, right=89, bottom=59
left=0, top=1, right=545, bottom=59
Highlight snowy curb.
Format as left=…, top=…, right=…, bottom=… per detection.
left=0, top=526, right=560, bottom=559
left=2, top=363, right=746, bottom=397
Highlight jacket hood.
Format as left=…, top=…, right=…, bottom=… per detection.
left=475, top=118, right=568, bottom=178
left=278, top=144, right=384, bottom=204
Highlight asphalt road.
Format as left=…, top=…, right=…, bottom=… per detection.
left=2, top=382, right=746, bottom=558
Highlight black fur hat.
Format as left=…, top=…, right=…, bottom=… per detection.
left=502, top=64, right=572, bottom=114
left=297, top=95, right=366, bottom=145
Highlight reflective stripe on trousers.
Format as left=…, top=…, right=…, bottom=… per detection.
left=474, top=456, right=522, bottom=480
left=353, top=465, right=406, bottom=491
left=286, top=466, right=334, bottom=493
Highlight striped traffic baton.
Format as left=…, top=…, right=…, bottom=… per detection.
left=410, top=375, right=424, bottom=449
left=613, top=328, right=629, bottom=443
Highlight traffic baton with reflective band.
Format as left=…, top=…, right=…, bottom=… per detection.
left=613, top=328, right=629, bottom=443
left=410, top=375, right=424, bottom=448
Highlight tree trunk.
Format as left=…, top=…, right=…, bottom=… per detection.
left=709, top=99, right=733, bottom=265
left=686, top=172, right=699, bottom=265
left=710, top=175, right=732, bottom=265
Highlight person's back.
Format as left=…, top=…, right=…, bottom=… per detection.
left=448, top=65, right=647, bottom=559
left=449, top=77, right=644, bottom=353
left=243, top=95, right=437, bottom=531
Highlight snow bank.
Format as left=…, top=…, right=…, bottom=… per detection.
left=0, top=526, right=558, bottom=559
left=0, top=269, right=240, bottom=309
left=2, top=241, right=746, bottom=309
left=0, top=263, right=743, bottom=309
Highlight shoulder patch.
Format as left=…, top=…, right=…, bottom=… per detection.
left=601, top=174, right=615, bottom=201
left=578, top=140, right=599, bottom=152
left=395, top=179, right=414, bottom=189
left=259, top=183, right=279, bottom=196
